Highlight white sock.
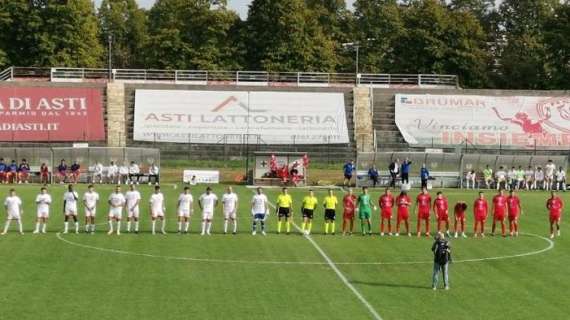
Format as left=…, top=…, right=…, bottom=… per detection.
left=91, top=224, right=96, bottom=232
left=85, top=223, right=90, bottom=232
left=17, top=220, right=22, bottom=233
left=152, top=220, right=156, bottom=233
left=178, top=222, right=182, bottom=231
left=135, top=221, right=139, bottom=232
left=3, top=220, right=11, bottom=233
left=201, top=221, right=206, bottom=234
left=160, top=220, right=165, bottom=232
left=184, top=222, right=190, bottom=232
left=108, top=220, right=113, bottom=232
left=75, top=222, right=79, bottom=233
left=224, top=220, right=228, bottom=233
left=207, top=222, right=212, bottom=234
left=116, top=221, right=121, bottom=233
left=42, top=223, right=47, bottom=233
left=233, top=221, right=237, bottom=233
left=35, top=222, right=40, bottom=232
left=64, top=221, right=69, bottom=233
left=127, top=221, right=131, bottom=232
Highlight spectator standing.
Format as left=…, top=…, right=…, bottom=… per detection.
left=343, top=160, right=355, bottom=187
left=148, top=163, right=160, bottom=185
left=40, top=163, right=50, bottom=184
left=93, top=161, right=104, bottom=184
left=128, top=161, right=141, bottom=185
left=368, top=165, right=379, bottom=188
left=388, top=159, right=400, bottom=188
left=555, top=167, right=566, bottom=191
left=420, top=164, right=430, bottom=189
left=465, top=170, right=476, bottom=189
left=118, top=163, right=129, bottom=185
left=545, top=160, right=556, bottom=191
left=534, top=167, right=545, bottom=190
left=483, top=165, right=494, bottom=189
left=516, top=166, right=525, bottom=190
left=431, top=232, right=451, bottom=290
left=401, top=159, right=412, bottom=184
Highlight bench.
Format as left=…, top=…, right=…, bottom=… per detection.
left=357, top=170, right=461, bottom=188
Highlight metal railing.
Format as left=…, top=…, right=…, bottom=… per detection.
left=0, top=67, right=460, bottom=88
left=0, top=67, right=13, bottom=81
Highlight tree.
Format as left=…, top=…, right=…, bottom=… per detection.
left=144, top=0, right=242, bottom=70
left=98, top=0, right=148, bottom=69
left=352, top=0, right=404, bottom=73
left=543, top=2, right=570, bottom=89
left=387, top=0, right=491, bottom=87
left=0, top=0, right=103, bottom=68
left=495, top=0, right=559, bottom=89
left=245, top=0, right=338, bottom=72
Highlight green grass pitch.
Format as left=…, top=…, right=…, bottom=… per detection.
left=0, top=184, right=568, bottom=320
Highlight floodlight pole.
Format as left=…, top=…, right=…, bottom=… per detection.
left=108, top=34, right=113, bottom=81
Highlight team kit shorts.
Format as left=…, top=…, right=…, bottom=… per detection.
left=178, top=209, right=191, bottom=218
left=253, top=213, right=266, bottom=221
left=381, top=209, right=392, bottom=219
left=202, top=211, right=214, bottom=220
left=108, top=207, right=122, bottom=219
left=127, top=207, right=140, bottom=218
left=343, top=209, right=355, bottom=219
left=302, top=208, right=314, bottom=219
left=36, top=210, right=49, bottom=218
left=418, top=209, right=430, bottom=220
left=65, top=207, right=78, bottom=216
left=224, top=210, right=237, bottom=220
left=152, top=210, right=165, bottom=218
left=324, top=209, right=336, bottom=221
left=85, top=208, right=96, bottom=217
left=397, top=209, right=409, bottom=221
left=359, top=209, right=371, bottom=220
left=8, top=212, right=21, bottom=220
left=278, top=207, right=291, bottom=218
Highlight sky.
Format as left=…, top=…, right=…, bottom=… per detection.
left=94, top=0, right=357, bottom=19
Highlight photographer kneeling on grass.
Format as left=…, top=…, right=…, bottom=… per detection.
left=431, top=232, right=451, bottom=290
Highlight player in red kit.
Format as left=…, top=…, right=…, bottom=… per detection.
left=491, top=189, right=508, bottom=237
left=40, top=163, right=50, bottom=185
left=546, top=191, right=563, bottom=239
left=415, top=187, right=432, bottom=237
left=473, top=192, right=488, bottom=237
left=507, top=190, right=522, bottom=237
left=433, top=191, right=450, bottom=237
left=342, top=188, right=357, bottom=236
left=453, top=201, right=468, bottom=238
left=395, top=191, right=412, bottom=236
left=379, top=189, right=394, bottom=236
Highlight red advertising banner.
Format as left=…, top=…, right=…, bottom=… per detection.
left=0, top=87, right=105, bottom=141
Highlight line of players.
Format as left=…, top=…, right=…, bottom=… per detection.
left=0, top=185, right=564, bottom=239
left=369, top=187, right=563, bottom=239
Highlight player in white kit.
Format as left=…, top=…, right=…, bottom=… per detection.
left=34, top=187, right=52, bottom=234
left=125, top=184, right=142, bottom=233
left=93, top=161, right=104, bottom=184
left=107, top=161, right=118, bottom=184
left=177, top=186, right=193, bottom=234
left=63, top=184, right=80, bottom=234
left=555, top=166, right=566, bottom=191
left=150, top=185, right=166, bottom=235
left=545, top=160, right=556, bottom=191
left=2, top=189, right=24, bottom=235
left=108, top=185, right=126, bottom=235
left=199, top=187, right=218, bottom=236
left=251, top=187, right=269, bottom=236
left=222, top=186, right=239, bottom=234
left=83, top=185, right=100, bottom=234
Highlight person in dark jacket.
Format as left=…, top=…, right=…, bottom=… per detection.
left=388, top=159, right=400, bottom=188
left=420, top=164, right=430, bottom=189
left=431, top=232, right=451, bottom=290
left=368, top=165, right=379, bottom=187
left=401, top=158, right=412, bottom=184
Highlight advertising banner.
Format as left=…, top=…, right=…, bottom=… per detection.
left=183, top=170, right=220, bottom=184
left=133, top=90, right=349, bottom=144
left=395, top=94, right=570, bottom=148
left=0, top=87, right=105, bottom=141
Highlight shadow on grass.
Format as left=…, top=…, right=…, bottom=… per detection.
left=351, top=280, right=431, bottom=290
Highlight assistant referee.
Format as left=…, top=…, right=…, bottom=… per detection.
left=276, top=187, right=293, bottom=234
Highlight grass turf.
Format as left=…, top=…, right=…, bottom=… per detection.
left=0, top=184, right=568, bottom=320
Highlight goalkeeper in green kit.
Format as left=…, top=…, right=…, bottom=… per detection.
left=357, top=187, right=376, bottom=235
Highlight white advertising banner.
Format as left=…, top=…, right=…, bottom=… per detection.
left=395, top=94, right=570, bottom=148
left=134, top=90, right=349, bottom=144
left=183, top=170, right=220, bottom=184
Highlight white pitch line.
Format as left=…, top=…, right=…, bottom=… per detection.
left=261, top=194, right=383, bottom=320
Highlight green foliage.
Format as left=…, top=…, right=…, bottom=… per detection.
left=543, top=2, right=570, bottom=89
left=98, top=0, right=148, bottom=69
left=144, top=0, right=242, bottom=70
left=245, top=0, right=338, bottom=72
